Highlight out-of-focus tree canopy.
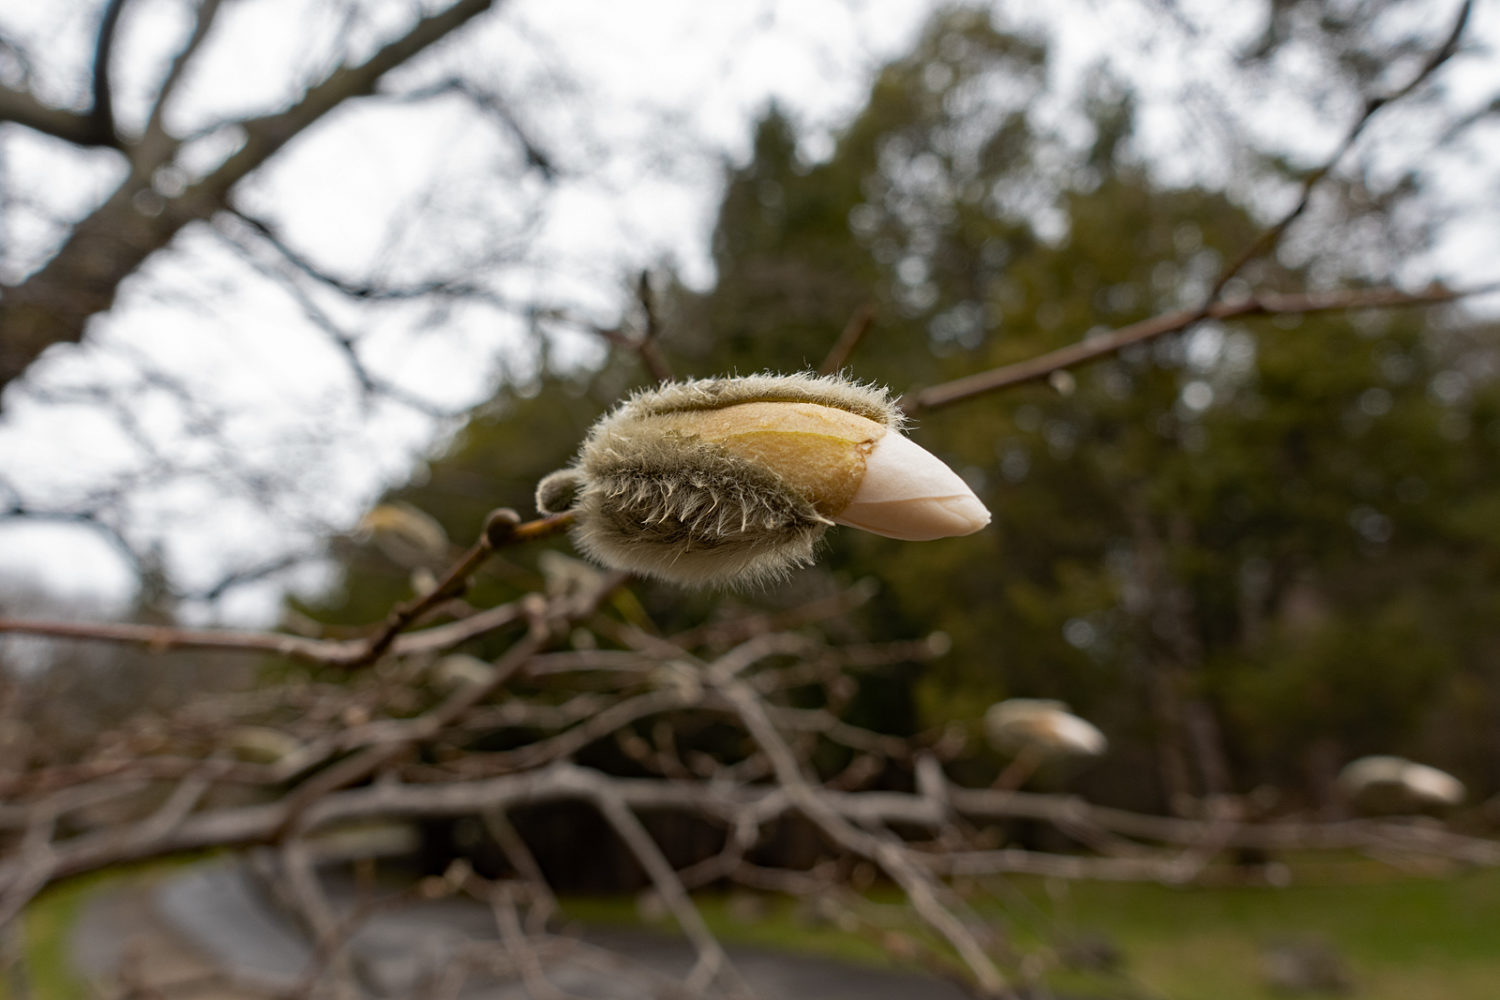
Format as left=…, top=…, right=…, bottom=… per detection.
left=306, top=7, right=1500, bottom=815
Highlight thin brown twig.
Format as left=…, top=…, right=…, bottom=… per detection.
left=0, top=510, right=574, bottom=669
left=902, top=282, right=1498, bottom=413
left=633, top=270, right=675, bottom=383
left=346, top=508, right=559, bottom=668
left=271, top=622, right=552, bottom=839
left=485, top=883, right=578, bottom=1000
left=905, top=5, right=1477, bottom=418
left=589, top=787, right=753, bottom=998
left=818, top=305, right=876, bottom=375
left=1206, top=0, right=1473, bottom=307
left=480, top=810, right=557, bottom=933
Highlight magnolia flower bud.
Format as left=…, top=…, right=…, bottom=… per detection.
left=984, top=699, right=1107, bottom=759
left=1337, top=755, right=1465, bottom=812
left=356, top=501, right=451, bottom=569
left=227, top=725, right=303, bottom=764
left=536, top=373, right=989, bottom=586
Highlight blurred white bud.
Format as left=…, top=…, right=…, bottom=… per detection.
left=228, top=726, right=302, bottom=764
left=431, top=654, right=497, bottom=690
left=538, top=549, right=608, bottom=598
left=536, top=373, right=989, bottom=586
left=984, top=698, right=1107, bottom=759
left=357, top=501, right=450, bottom=569
left=1337, top=755, right=1465, bottom=813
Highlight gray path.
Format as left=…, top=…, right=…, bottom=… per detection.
left=73, top=863, right=982, bottom=999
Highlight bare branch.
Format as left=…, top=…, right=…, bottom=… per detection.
left=486, top=883, right=579, bottom=1000
left=88, top=0, right=129, bottom=147
left=565, top=271, right=676, bottom=383
left=480, top=810, right=557, bottom=933
left=698, top=648, right=1014, bottom=997
left=0, top=509, right=574, bottom=669
left=899, top=4, right=1484, bottom=418
left=818, top=304, right=875, bottom=375
left=1205, top=0, right=1474, bottom=304
left=140, top=0, right=227, bottom=158
left=393, top=77, right=557, bottom=180
left=590, top=787, right=751, bottom=997
left=902, top=282, right=1499, bottom=413
left=0, top=0, right=502, bottom=401
left=220, top=209, right=520, bottom=307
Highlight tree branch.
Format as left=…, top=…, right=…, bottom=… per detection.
left=88, top=0, right=129, bottom=147
left=902, top=282, right=1498, bottom=413
left=139, top=0, right=227, bottom=162
left=818, top=304, right=875, bottom=375
left=0, top=86, right=115, bottom=148
left=1204, top=0, right=1473, bottom=305
left=0, top=0, right=502, bottom=402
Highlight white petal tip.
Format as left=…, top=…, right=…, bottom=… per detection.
left=836, top=494, right=990, bottom=541
left=1404, top=764, right=1466, bottom=805
left=833, top=432, right=991, bottom=541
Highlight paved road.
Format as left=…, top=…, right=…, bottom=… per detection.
left=73, top=863, right=983, bottom=999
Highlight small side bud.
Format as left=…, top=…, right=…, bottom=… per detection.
left=536, top=470, right=584, bottom=515
left=483, top=507, right=523, bottom=548
left=431, top=654, right=497, bottom=689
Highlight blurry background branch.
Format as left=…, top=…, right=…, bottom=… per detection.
left=0, top=0, right=501, bottom=398
left=904, top=282, right=1497, bottom=412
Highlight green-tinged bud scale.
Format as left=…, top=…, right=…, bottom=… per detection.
left=537, top=373, right=989, bottom=586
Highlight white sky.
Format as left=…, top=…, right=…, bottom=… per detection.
left=0, top=0, right=1496, bottom=622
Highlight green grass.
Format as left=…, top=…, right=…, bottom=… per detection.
left=1025, top=867, right=1500, bottom=1000
left=5, top=873, right=106, bottom=1000
left=4, top=857, right=208, bottom=1000
left=564, top=864, right=1500, bottom=1000
left=563, top=893, right=900, bottom=965
left=15, top=857, right=1500, bottom=1000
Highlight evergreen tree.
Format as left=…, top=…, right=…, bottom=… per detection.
left=300, top=6, right=1500, bottom=813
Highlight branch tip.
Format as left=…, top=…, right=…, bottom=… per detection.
left=483, top=508, right=523, bottom=549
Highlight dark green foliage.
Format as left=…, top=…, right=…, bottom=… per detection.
left=299, top=6, right=1500, bottom=812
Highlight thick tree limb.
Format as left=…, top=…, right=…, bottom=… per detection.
left=0, top=0, right=501, bottom=402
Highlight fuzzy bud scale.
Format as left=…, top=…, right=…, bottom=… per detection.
left=537, top=373, right=990, bottom=586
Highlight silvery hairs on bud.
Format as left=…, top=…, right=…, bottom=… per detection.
left=536, top=372, right=988, bottom=587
